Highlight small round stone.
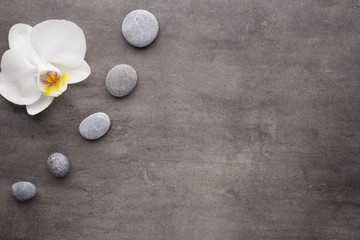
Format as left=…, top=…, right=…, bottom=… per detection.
left=79, top=112, right=111, bottom=140
left=122, top=9, right=159, bottom=47
left=10, top=182, right=37, bottom=201
left=106, top=64, right=137, bottom=97
left=47, top=153, right=70, bottom=177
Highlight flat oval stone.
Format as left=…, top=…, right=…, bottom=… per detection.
left=122, top=9, right=159, bottom=47
left=79, top=112, right=110, bottom=140
left=47, top=153, right=70, bottom=177
left=106, top=64, right=137, bottom=97
left=10, top=182, right=37, bottom=201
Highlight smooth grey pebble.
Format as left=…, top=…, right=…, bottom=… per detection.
left=47, top=153, right=70, bottom=177
left=79, top=112, right=110, bottom=140
left=106, top=64, right=137, bottom=97
left=10, top=182, right=37, bottom=201
left=122, top=9, right=159, bottom=47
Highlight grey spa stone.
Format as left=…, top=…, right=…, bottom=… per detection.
left=10, top=182, right=37, bottom=201
left=47, top=153, right=70, bottom=177
left=122, top=9, right=159, bottom=47
left=106, top=64, right=137, bottom=97
left=79, top=112, right=110, bottom=140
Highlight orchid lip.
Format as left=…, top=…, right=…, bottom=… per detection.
left=37, top=63, right=67, bottom=97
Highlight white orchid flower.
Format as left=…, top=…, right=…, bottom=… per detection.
left=0, top=20, right=91, bottom=115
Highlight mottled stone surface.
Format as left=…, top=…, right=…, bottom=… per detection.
left=106, top=64, right=137, bottom=97
left=79, top=112, right=110, bottom=140
left=1, top=1, right=360, bottom=240
left=122, top=9, right=159, bottom=47
left=10, top=182, right=37, bottom=201
left=47, top=153, right=70, bottom=177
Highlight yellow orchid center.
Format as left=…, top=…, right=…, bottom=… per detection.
left=41, top=71, right=67, bottom=95
left=37, top=63, right=68, bottom=97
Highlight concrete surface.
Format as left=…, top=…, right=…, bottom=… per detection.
left=0, top=0, right=360, bottom=239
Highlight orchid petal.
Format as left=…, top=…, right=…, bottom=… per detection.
left=0, top=50, right=40, bottom=105
left=30, top=20, right=86, bottom=63
left=26, top=94, right=54, bottom=115
left=9, top=23, right=32, bottom=50
left=54, top=59, right=91, bottom=84
left=8, top=23, right=39, bottom=65
left=50, top=53, right=84, bottom=69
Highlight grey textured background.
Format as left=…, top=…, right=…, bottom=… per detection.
left=0, top=0, right=360, bottom=239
